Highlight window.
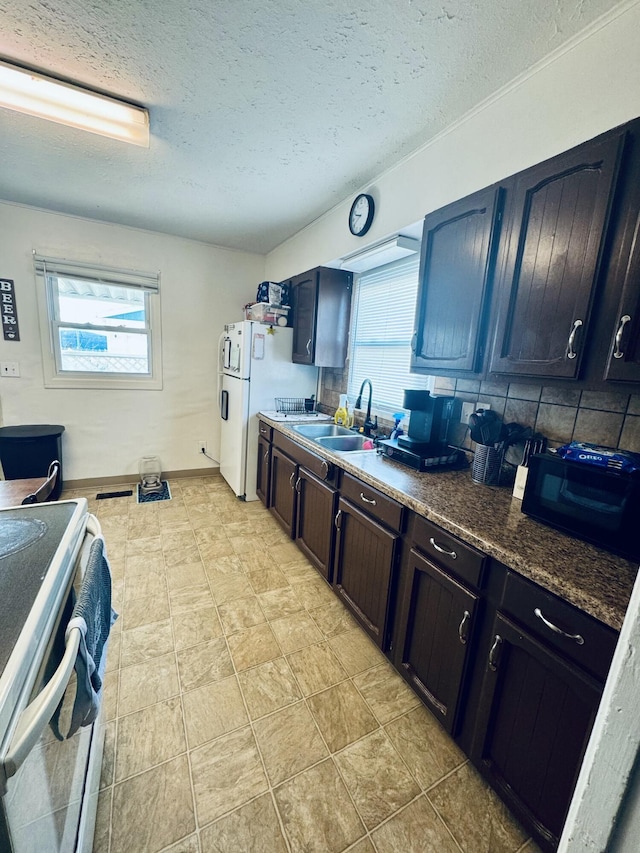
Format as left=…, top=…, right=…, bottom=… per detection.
left=347, top=254, right=431, bottom=413
left=34, top=255, right=162, bottom=389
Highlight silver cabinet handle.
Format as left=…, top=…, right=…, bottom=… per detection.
left=320, top=459, right=329, bottom=480
left=306, top=338, right=312, bottom=355
left=410, top=331, right=417, bottom=354
left=613, top=314, right=631, bottom=359
left=534, top=608, right=585, bottom=645
left=488, top=635, right=502, bottom=671
left=289, top=472, right=296, bottom=488
left=263, top=450, right=270, bottom=463
left=334, top=509, right=342, bottom=530
left=360, top=492, right=376, bottom=506
left=566, top=319, right=583, bottom=359
left=458, top=610, right=471, bottom=645
left=429, top=537, right=457, bottom=559
left=295, top=477, right=301, bottom=494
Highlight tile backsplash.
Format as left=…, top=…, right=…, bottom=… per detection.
left=319, top=369, right=640, bottom=453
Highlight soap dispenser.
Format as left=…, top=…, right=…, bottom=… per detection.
left=334, top=394, right=350, bottom=426
left=390, top=412, right=405, bottom=441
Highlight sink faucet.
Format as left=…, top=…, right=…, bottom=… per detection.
left=355, top=379, right=378, bottom=436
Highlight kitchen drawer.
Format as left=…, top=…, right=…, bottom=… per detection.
left=258, top=420, right=273, bottom=442
left=412, top=515, right=486, bottom=589
left=340, top=473, right=404, bottom=532
left=273, top=431, right=335, bottom=483
left=502, top=570, right=618, bottom=682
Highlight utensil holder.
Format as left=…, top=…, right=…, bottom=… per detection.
left=472, top=444, right=505, bottom=485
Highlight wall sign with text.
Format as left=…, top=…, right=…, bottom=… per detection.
left=0, top=279, right=20, bottom=341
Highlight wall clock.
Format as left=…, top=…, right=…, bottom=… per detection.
left=349, top=193, right=375, bottom=236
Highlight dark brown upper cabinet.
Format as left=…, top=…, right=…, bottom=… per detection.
left=489, top=129, right=626, bottom=378
left=288, top=267, right=352, bottom=367
left=411, top=185, right=504, bottom=375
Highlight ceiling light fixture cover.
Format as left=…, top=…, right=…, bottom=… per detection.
left=0, top=60, right=149, bottom=147
left=341, top=235, right=420, bottom=273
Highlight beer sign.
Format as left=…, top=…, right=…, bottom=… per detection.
left=0, top=279, right=19, bottom=341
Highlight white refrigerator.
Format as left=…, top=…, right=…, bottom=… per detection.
left=219, top=321, right=318, bottom=500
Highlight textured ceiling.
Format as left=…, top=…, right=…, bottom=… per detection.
left=0, top=0, right=626, bottom=253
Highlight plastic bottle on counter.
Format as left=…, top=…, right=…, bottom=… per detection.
left=334, top=394, right=350, bottom=426
left=390, top=412, right=405, bottom=440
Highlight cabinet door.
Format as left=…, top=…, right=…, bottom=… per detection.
left=490, top=131, right=625, bottom=378
left=291, top=273, right=317, bottom=364
left=603, top=208, right=640, bottom=381
left=394, top=549, right=478, bottom=735
left=411, top=186, right=503, bottom=374
left=333, top=497, right=400, bottom=649
left=295, top=468, right=338, bottom=582
left=256, top=434, right=271, bottom=507
left=471, top=612, right=602, bottom=851
left=269, top=447, right=297, bottom=537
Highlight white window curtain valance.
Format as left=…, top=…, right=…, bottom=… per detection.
left=33, top=253, right=160, bottom=293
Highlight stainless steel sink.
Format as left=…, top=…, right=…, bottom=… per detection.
left=314, top=434, right=375, bottom=452
left=292, top=424, right=354, bottom=438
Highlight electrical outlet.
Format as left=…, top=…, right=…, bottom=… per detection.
left=0, top=361, right=19, bottom=377
left=198, top=440, right=207, bottom=455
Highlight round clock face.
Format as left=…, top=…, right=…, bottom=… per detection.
left=349, top=193, right=375, bottom=236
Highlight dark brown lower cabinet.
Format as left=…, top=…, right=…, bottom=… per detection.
left=394, top=548, right=478, bottom=736
left=295, top=467, right=338, bottom=582
left=470, top=612, right=603, bottom=852
left=333, top=497, right=400, bottom=649
left=269, top=447, right=297, bottom=537
left=256, top=433, right=271, bottom=507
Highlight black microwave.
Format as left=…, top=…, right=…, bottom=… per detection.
left=521, top=453, right=640, bottom=562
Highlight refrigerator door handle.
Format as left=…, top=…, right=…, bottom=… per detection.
left=221, top=389, right=229, bottom=421
left=223, top=338, right=232, bottom=370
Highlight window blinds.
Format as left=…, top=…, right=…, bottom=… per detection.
left=33, top=254, right=160, bottom=292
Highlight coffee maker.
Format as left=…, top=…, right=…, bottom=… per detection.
left=378, top=390, right=463, bottom=471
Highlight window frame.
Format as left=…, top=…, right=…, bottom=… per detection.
left=35, top=254, right=163, bottom=390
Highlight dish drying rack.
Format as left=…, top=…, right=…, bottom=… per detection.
left=275, top=397, right=316, bottom=416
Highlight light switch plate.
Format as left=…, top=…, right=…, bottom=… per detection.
left=0, top=362, right=19, bottom=377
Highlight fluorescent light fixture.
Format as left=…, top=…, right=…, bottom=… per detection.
left=0, top=60, right=149, bottom=146
left=341, top=235, right=420, bottom=273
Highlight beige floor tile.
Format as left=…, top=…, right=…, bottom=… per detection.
left=237, top=657, right=302, bottom=719
left=199, top=792, right=287, bottom=853
left=328, top=628, right=385, bottom=676
left=169, top=583, right=215, bottom=615
left=353, top=664, right=421, bottom=725
left=164, top=544, right=202, bottom=566
left=128, top=518, right=161, bottom=540
left=172, top=606, right=223, bottom=650
left=100, top=719, right=116, bottom=789
left=428, top=763, right=527, bottom=853
left=221, top=520, right=252, bottom=537
left=116, top=696, right=186, bottom=781
left=274, top=759, right=365, bottom=853
left=102, top=672, right=118, bottom=722
left=269, top=541, right=308, bottom=568
left=105, top=630, right=121, bottom=673
left=194, top=525, right=230, bottom=545
left=126, top=536, right=163, bottom=557
left=227, top=623, right=282, bottom=671
left=118, top=652, right=180, bottom=716
left=229, top=534, right=264, bottom=555
left=290, top=577, right=336, bottom=609
left=371, top=795, right=460, bottom=853
left=190, top=727, right=268, bottom=826
left=120, top=619, right=174, bottom=667
left=125, top=553, right=166, bottom=576
left=347, top=839, right=376, bottom=853
left=199, top=538, right=237, bottom=558
left=270, top=611, right=324, bottom=654
left=165, top=560, right=207, bottom=590
left=254, top=701, right=328, bottom=785
left=239, top=550, right=278, bottom=572
left=257, top=585, right=304, bottom=621
left=183, top=675, right=248, bottom=748
left=92, top=787, right=112, bottom=853
left=218, top=595, right=266, bottom=634
left=203, top=554, right=245, bottom=576
left=335, top=729, right=420, bottom=830
left=124, top=568, right=168, bottom=602
left=159, top=835, right=200, bottom=852
left=110, top=755, right=195, bottom=853
left=122, top=590, right=170, bottom=631
left=279, top=559, right=318, bottom=583
left=247, top=566, right=289, bottom=594
left=161, top=529, right=197, bottom=551
left=307, top=681, right=378, bottom=753
left=385, top=706, right=466, bottom=791
left=207, top=571, right=254, bottom=604
left=308, top=599, right=358, bottom=638
left=286, top=642, right=348, bottom=696
left=176, top=636, right=234, bottom=691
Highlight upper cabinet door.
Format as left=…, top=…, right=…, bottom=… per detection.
left=604, top=208, right=640, bottom=381
left=291, top=273, right=318, bottom=364
left=411, top=186, right=504, bottom=374
left=489, top=131, right=626, bottom=378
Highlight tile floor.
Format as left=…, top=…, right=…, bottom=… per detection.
left=62, top=474, right=543, bottom=853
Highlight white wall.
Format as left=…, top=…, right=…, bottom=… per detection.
left=264, top=0, right=640, bottom=282
left=0, top=202, right=264, bottom=481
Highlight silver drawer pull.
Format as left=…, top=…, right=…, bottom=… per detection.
left=488, top=635, right=502, bottom=671
left=334, top=509, right=342, bottom=530
left=534, top=608, right=584, bottom=645
left=321, top=459, right=329, bottom=479
left=613, top=314, right=631, bottom=359
left=263, top=450, right=270, bottom=463
left=295, top=477, right=301, bottom=494
left=289, top=472, right=296, bottom=488
left=306, top=338, right=312, bottom=355
left=429, top=537, right=457, bottom=559
left=360, top=492, right=377, bottom=506
left=458, top=610, right=471, bottom=645
left=566, top=318, right=583, bottom=360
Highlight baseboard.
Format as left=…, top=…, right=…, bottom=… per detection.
left=63, top=466, right=220, bottom=490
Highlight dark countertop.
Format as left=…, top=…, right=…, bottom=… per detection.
left=259, top=414, right=639, bottom=631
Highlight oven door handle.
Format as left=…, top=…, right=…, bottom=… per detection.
left=4, top=626, right=82, bottom=779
